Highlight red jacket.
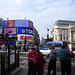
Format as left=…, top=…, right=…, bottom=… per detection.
left=38, top=53, right=44, bottom=75
left=28, top=50, right=39, bottom=64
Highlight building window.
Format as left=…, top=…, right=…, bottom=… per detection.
left=67, top=37, right=68, bottom=40
left=60, top=31, right=62, bottom=34
left=55, top=37, right=57, bottom=40
left=64, top=37, right=65, bottom=40
left=60, top=34, right=62, bottom=41
left=72, top=32, right=74, bottom=41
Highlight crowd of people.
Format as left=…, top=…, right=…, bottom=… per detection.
left=27, top=44, right=73, bottom=75
left=0, top=43, right=73, bottom=75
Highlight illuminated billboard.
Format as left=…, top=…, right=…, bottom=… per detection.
left=29, top=21, right=33, bottom=29
left=3, top=20, right=33, bottom=29
left=3, top=20, right=8, bottom=27
left=4, top=28, right=16, bottom=35
left=18, top=28, right=33, bottom=35
left=8, top=20, right=14, bottom=27
left=18, top=34, right=33, bottom=41
left=14, top=20, right=29, bottom=27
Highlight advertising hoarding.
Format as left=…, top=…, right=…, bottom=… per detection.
left=3, top=20, right=8, bottom=27
left=3, top=41, right=16, bottom=44
left=4, top=28, right=16, bottom=35
left=8, top=20, right=14, bottom=27
left=18, top=28, right=33, bottom=35
left=18, top=34, right=33, bottom=41
left=29, top=21, right=33, bottom=29
left=14, top=20, right=29, bottom=27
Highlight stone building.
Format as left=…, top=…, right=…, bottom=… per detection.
left=33, top=27, right=40, bottom=45
left=51, top=20, right=75, bottom=43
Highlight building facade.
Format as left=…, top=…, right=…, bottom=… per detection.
left=0, top=17, right=3, bottom=34
left=51, top=20, right=75, bottom=43
left=33, top=27, right=40, bottom=45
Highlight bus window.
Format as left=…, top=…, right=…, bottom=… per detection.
left=55, top=44, right=62, bottom=47
left=43, top=44, right=47, bottom=47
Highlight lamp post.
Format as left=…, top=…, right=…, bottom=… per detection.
left=47, top=28, right=49, bottom=42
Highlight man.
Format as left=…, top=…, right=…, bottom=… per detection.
left=2, top=44, right=5, bottom=51
left=47, top=44, right=58, bottom=75
left=28, top=48, right=39, bottom=75
left=59, top=45, right=72, bottom=75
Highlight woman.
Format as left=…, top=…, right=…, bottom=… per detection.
left=37, top=50, right=46, bottom=75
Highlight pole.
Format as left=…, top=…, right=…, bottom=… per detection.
left=47, top=28, right=49, bottom=42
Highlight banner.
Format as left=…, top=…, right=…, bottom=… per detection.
left=18, top=34, right=33, bottom=41
left=18, top=28, right=33, bottom=35
left=4, top=28, right=16, bottom=35
left=3, top=41, right=16, bottom=44
left=14, top=20, right=29, bottom=27
left=8, top=20, right=14, bottom=27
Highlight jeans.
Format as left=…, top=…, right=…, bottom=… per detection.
left=28, top=62, right=38, bottom=75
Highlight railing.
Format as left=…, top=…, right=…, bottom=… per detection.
left=0, top=51, right=19, bottom=75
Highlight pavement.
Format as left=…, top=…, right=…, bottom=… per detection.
left=12, top=56, right=61, bottom=75
left=13, top=67, right=61, bottom=75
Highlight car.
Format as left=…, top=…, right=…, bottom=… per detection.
left=39, top=47, right=51, bottom=56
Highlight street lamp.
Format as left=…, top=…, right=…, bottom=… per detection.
left=47, top=28, right=49, bottom=42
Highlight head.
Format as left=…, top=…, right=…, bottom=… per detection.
left=32, top=48, right=35, bottom=50
left=51, top=44, right=55, bottom=49
left=62, top=45, right=66, bottom=49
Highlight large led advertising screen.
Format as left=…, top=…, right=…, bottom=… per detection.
left=14, top=20, right=29, bottom=27
left=18, top=28, right=33, bottom=35
left=8, top=20, right=14, bottom=27
left=4, top=28, right=16, bottom=35
left=3, top=20, right=8, bottom=28
left=18, top=34, right=33, bottom=41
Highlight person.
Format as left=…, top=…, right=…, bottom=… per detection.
left=47, top=44, right=58, bottom=75
left=37, top=50, right=46, bottom=75
left=21, top=46, right=24, bottom=52
left=28, top=48, right=39, bottom=75
left=25, top=44, right=28, bottom=52
left=34, top=45, right=37, bottom=50
left=17, top=45, right=21, bottom=52
left=59, top=45, right=72, bottom=75
left=2, top=44, right=5, bottom=51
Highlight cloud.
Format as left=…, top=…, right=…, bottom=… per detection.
left=0, top=0, right=75, bottom=38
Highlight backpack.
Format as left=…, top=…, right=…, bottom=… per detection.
left=28, top=52, right=38, bottom=64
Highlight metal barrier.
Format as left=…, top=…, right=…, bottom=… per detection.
left=0, top=51, right=19, bottom=75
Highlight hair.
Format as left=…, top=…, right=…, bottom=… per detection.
left=32, top=48, right=35, bottom=50
left=62, top=45, right=66, bottom=49
left=51, top=44, right=55, bottom=47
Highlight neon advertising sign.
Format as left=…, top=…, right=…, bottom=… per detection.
left=18, top=28, right=33, bottom=35
left=18, top=34, right=33, bottom=41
